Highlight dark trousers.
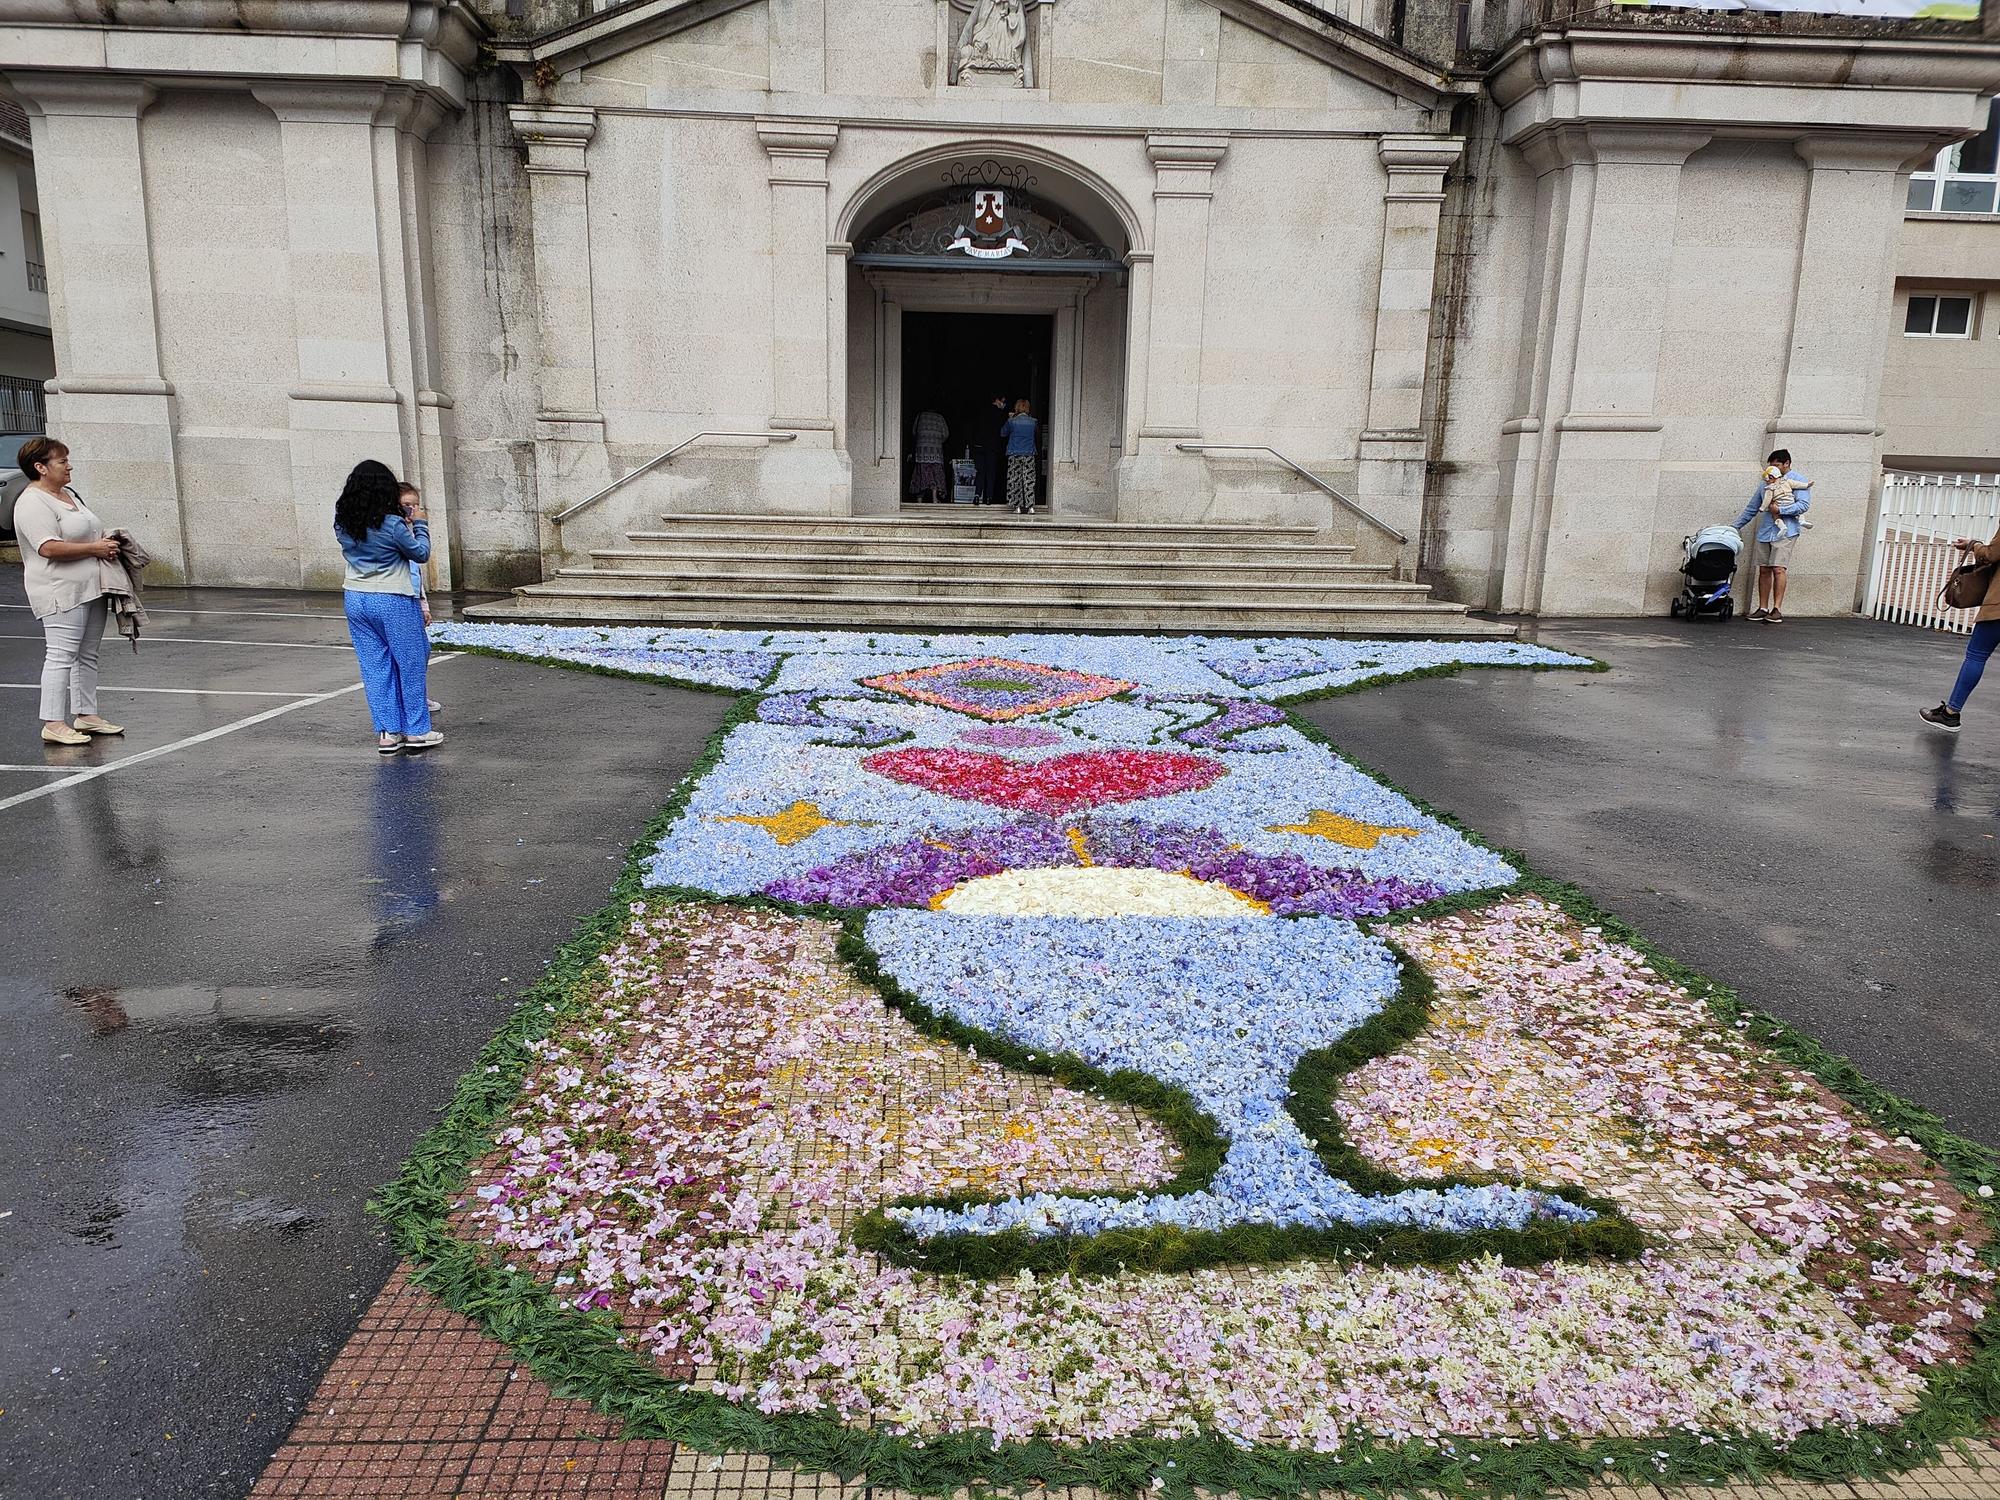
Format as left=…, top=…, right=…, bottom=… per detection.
left=976, top=446, right=999, bottom=502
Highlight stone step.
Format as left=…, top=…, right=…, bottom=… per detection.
left=464, top=584, right=1513, bottom=638
left=648, top=512, right=1328, bottom=545
left=588, top=548, right=1388, bottom=583
left=552, top=566, right=1433, bottom=606
left=621, top=530, right=1357, bottom=566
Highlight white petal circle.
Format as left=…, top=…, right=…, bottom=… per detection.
left=932, top=865, right=1271, bottom=917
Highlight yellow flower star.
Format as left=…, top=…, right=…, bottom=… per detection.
left=1266, top=808, right=1418, bottom=850
left=712, top=799, right=873, bottom=847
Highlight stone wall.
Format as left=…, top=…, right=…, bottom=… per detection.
left=1882, top=215, right=2000, bottom=475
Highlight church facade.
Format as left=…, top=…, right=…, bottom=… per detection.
left=3, top=0, right=1997, bottom=616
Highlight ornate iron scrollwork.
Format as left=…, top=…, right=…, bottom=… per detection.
left=859, top=163, right=1121, bottom=267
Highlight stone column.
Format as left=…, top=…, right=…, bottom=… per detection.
left=1140, top=134, right=1227, bottom=439
left=389, top=97, right=458, bottom=588
left=1518, top=125, right=1711, bottom=615
left=508, top=104, right=608, bottom=551
left=759, top=119, right=848, bottom=513
left=1769, top=135, right=1923, bottom=613
left=14, top=77, right=188, bottom=580
left=253, top=83, right=410, bottom=589
left=1118, top=251, right=1153, bottom=461
left=1357, top=135, right=1462, bottom=570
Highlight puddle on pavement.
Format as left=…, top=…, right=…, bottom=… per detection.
left=63, top=984, right=355, bottom=1097
left=48, top=988, right=356, bottom=1251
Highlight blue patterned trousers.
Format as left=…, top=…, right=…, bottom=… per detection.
left=343, top=590, right=433, bottom=736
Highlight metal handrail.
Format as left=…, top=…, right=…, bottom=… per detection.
left=1174, top=442, right=1408, bottom=545
left=552, top=431, right=798, bottom=528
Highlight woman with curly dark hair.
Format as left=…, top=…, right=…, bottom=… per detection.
left=334, top=459, right=440, bottom=754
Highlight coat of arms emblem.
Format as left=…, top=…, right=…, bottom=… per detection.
left=949, top=189, right=1031, bottom=259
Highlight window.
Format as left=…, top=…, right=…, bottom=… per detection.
left=1909, top=99, right=2000, bottom=214
left=1904, top=293, right=1976, bottom=338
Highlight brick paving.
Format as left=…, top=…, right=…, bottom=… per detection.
left=254, top=1266, right=2000, bottom=1499
left=250, top=1267, right=668, bottom=1499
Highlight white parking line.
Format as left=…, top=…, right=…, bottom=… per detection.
left=0, top=684, right=317, bottom=697
left=1, top=634, right=354, bottom=651
left=0, top=684, right=367, bottom=812
left=0, top=653, right=460, bottom=814
left=0, top=602, right=347, bottom=621
left=0, top=763, right=75, bottom=772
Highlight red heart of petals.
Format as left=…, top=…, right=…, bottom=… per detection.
left=862, top=748, right=1225, bottom=816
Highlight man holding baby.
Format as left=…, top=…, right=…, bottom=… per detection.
left=1730, top=448, right=1812, bottom=623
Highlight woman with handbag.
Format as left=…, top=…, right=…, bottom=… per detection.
left=1920, top=526, right=2000, bottom=731
left=11, top=437, right=127, bottom=746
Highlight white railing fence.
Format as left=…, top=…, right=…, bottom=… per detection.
left=1865, top=473, right=2000, bottom=634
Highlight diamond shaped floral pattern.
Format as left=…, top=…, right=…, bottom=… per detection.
left=858, top=657, right=1134, bottom=720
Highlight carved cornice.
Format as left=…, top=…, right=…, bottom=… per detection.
left=1492, top=27, right=2000, bottom=157
left=509, top=104, right=598, bottom=176
left=1378, top=134, right=1463, bottom=201
left=7, top=74, right=155, bottom=118
left=0, top=2, right=483, bottom=107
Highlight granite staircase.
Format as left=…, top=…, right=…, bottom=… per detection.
left=463, top=513, right=1512, bottom=637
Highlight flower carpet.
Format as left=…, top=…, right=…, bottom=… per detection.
left=383, top=625, right=2000, bottom=1499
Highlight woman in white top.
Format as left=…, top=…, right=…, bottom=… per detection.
left=11, top=438, right=125, bottom=747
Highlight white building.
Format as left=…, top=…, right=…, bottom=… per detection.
left=1, top=0, right=1996, bottom=622
left=0, top=93, right=51, bottom=448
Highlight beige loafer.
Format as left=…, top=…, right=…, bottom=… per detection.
left=41, top=722, right=92, bottom=746
left=72, top=715, right=125, bottom=736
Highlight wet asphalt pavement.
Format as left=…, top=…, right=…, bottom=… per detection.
left=1297, top=615, right=2000, bottom=1151
left=0, top=577, right=729, bottom=1500
left=4, top=586, right=1997, bottom=1499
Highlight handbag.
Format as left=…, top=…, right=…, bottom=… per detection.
left=1941, top=556, right=1999, bottom=611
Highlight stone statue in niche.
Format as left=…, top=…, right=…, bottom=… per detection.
left=953, top=0, right=1033, bottom=87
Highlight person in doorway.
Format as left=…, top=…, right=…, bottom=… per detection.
left=1729, top=448, right=1811, bottom=622
left=1919, top=524, right=2000, bottom=732
left=12, top=438, right=127, bottom=746
left=1002, top=398, right=1040, bottom=514
left=397, top=482, right=442, bottom=718
left=336, top=460, right=440, bottom=755
left=910, top=407, right=950, bottom=503
left=978, top=394, right=1010, bottom=503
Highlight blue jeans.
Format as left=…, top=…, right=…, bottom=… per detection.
left=344, top=590, right=432, bottom=736
left=1948, top=618, right=2000, bottom=713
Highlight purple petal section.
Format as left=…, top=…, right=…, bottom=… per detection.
left=763, top=815, right=1441, bottom=917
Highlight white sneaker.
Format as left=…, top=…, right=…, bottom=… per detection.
left=427, top=699, right=441, bottom=713
left=402, top=729, right=444, bottom=750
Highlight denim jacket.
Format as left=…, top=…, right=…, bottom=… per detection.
left=336, top=514, right=430, bottom=594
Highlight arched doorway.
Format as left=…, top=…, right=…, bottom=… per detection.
left=842, top=156, right=1134, bottom=518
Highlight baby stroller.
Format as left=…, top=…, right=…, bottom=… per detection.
left=1670, top=526, right=1742, bottom=621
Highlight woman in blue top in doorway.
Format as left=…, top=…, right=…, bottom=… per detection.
left=335, top=459, right=440, bottom=755
left=1002, top=398, right=1040, bottom=514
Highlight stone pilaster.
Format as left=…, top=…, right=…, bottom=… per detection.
left=13, top=76, right=188, bottom=581
left=388, top=96, right=458, bottom=589
left=1139, top=134, right=1228, bottom=439
left=1505, top=124, right=1711, bottom=615
left=1767, top=135, right=1924, bottom=613
left=1118, top=251, right=1153, bottom=461
left=758, top=119, right=849, bottom=513
left=252, top=83, right=412, bottom=589
left=1358, top=135, right=1462, bottom=570
left=508, top=104, right=610, bottom=549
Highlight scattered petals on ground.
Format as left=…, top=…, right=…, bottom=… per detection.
left=462, top=900, right=1966, bottom=1449
left=1341, top=897, right=1994, bottom=1368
